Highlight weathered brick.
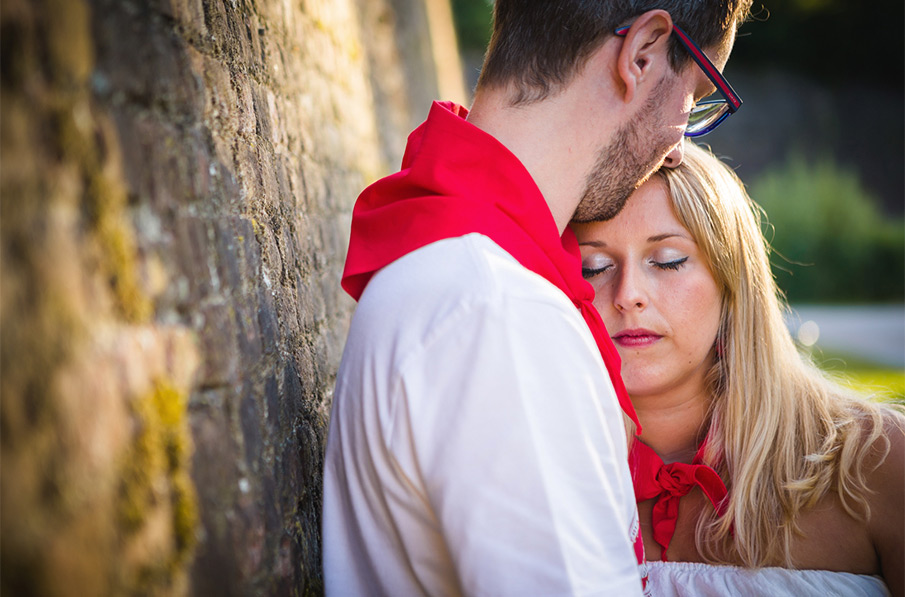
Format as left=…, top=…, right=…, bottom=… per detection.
left=2, top=0, right=465, bottom=593
left=234, top=299, right=263, bottom=365
left=240, top=390, right=263, bottom=471
left=173, top=215, right=215, bottom=302
left=264, top=373, right=281, bottom=438
left=169, top=0, right=207, bottom=42
left=198, top=303, right=240, bottom=387
left=212, top=218, right=242, bottom=291
left=188, top=397, right=242, bottom=595
left=236, top=216, right=261, bottom=286
left=94, top=1, right=202, bottom=122
left=257, top=285, right=280, bottom=357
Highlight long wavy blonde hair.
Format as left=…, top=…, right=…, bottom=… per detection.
left=655, top=142, right=897, bottom=567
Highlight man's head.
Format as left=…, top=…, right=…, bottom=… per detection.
left=471, top=1, right=752, bottom=227
left=477, top=0, right=753, bottom=106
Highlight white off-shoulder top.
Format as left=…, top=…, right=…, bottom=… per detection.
left=647, top=561, right=890, bottom=597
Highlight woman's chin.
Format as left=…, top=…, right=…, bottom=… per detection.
left=620, top=367, right=675, bottom=400
left=622, top=380, right=662, bottom=400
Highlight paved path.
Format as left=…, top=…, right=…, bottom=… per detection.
left=785, top=304, right=905, bottom=369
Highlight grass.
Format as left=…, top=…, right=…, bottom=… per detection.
left=806, top=348, right=905, bottom=406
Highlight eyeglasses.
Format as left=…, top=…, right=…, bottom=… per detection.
left=615, top=23, right=742, bottom=137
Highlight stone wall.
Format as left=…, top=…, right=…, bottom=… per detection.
left=0, top=0, right=464, bottom=594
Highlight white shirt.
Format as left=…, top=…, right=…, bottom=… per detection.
left=323, top=234, right=642, bottom=596
left=646, top=561, right=890, bottom=597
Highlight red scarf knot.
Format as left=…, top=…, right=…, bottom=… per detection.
left=656, top=462, right=701, bottom=496
left=630, top=438, right=728, bottom=561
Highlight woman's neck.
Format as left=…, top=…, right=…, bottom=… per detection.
left=634, top=389, right=711, bottom=464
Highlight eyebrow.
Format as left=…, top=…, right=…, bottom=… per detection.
left=578, top=233, right=689, bottom=248
left=648, top=233, right=688, bottom=243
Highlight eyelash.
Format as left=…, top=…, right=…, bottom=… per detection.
left=582, top=265, right=612, bottom=279
left=582, top=256, right=688, bottom=279
left=651, top=256, right=688, bottom=271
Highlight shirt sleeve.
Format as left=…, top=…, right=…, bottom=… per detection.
left=390, top=292, right=643, bottom=597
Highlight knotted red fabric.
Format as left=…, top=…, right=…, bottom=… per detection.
left=341, top=101, right=640, bottom=431
left=630, top=438, right=728, bottom=560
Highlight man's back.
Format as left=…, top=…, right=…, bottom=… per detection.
left=323, top=234, right=641, bottom=595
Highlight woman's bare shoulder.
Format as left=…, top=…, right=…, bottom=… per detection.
left=858, top=406, right=904, bottom=505
left=865, top=407, right=904, bottom=595
left=866, top=407, right=905, bottom=477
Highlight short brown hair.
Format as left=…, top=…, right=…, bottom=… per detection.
left=477, top=0, right=753, bottom=104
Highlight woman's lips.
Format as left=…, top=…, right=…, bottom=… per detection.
left=613, top=328, right=662, bottom=348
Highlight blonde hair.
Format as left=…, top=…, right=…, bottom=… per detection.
left=654, top=142, right=897, bottom=567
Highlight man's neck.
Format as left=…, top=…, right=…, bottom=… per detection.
left=466, top=83, right=620, bottom=234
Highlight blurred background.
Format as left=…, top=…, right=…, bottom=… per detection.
left=1, top=2, right=899, bottom=591
left=451, top=0, right=904, bottom=400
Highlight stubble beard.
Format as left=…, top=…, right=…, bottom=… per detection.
left=572, top=76, right=675, bottom=223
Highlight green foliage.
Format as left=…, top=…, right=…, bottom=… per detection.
left=808, top=349, right=905, bottom=405
left=451, top=0, right=493, bottom=53
left=751, top=155, right=905, bottom=303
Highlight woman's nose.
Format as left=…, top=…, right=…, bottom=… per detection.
left=662, top=139, right=685, bottom=169
left=613, top=267, right=648, bottom=312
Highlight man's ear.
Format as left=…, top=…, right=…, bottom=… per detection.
left=615, top=9, right=673, bottom=104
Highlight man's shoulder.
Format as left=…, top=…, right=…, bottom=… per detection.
left=360, top=233, right=569, bottom=314
left=345, top=234, right=582, bottom=362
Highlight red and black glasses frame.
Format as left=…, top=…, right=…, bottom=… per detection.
left=615, top=23, right=743, bottom=137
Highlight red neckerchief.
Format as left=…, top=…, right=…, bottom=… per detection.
left=341, top=101, right=640, bottom=431
left=629, top=437, right=728, bottom=561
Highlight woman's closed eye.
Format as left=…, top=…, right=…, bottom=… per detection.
left=581, top=254, right=614, bottom=279
left=650, top=256, right=689, bottom=271
left=582, top=263, right=613, bottom=279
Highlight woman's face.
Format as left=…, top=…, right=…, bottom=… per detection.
left=572, top=179, right=722, bottom=401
